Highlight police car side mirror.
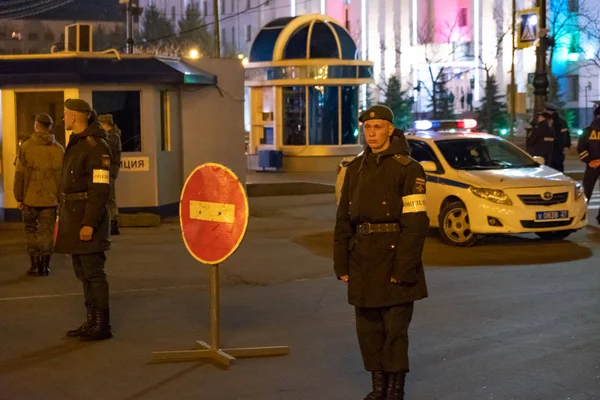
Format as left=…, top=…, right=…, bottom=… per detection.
left=420, top=161, right=438, bottom=173
left=533, top=156, right=545, bottom=165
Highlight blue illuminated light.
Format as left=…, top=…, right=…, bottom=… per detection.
left=577, top=129, right=583, bottom=136
left=500, top=129, right=508, bottom=136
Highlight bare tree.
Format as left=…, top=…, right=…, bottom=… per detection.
left=418, top=16, right=469, bottom=118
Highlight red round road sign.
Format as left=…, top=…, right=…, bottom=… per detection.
left=180, top=163, right=249, bottom=265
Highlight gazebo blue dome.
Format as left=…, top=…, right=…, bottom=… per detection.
left=249, top=15, right=358, bottom=63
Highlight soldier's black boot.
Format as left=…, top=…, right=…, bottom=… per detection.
left=40, top=255, right=51, bottom=276
left=27, top=256, right=39, bottom=276
left=80, top=307, right=113, bottom=341
left=111, top=219, right=120, bottom=236
left=386, top=372, right=406, bottom=400
left=364, top=371, right=387, bottom=400
left=66, top=303, right=94, bottom=337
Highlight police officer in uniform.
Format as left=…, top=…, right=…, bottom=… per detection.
left=54, top=99, right=113, bottom=341
left=334, top=105, right=429, bottom=400
left=545, top=103, right=571, bottom=172
left=527, top=111, right=555, bottom=167
left=577, top=106, right=600, bottom=224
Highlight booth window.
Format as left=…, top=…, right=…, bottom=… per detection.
left=92, top=90, right=142, bottom=152
left=309, top=86, right=338, bottom=145
left=160, top=90, right=171, bottom=151
left=282, top=86, right=307, bottom=145
left=15, top=91, right=66, bottom=148
left=341, top=86, right=358, bottom=144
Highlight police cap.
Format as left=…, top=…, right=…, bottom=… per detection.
left=64, top=98, right=92, bottom=113
left=359, top=105, right=394, bottom=124
left=594, top=105, right=600, bottom=117
left=544, top=102, right=559, bottom=112
left=35, top=113, right=53, bottom=125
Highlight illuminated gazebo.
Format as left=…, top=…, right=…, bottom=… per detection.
left=244, top=14, right=374, bottom=171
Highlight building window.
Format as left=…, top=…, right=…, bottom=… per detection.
left=245, top=25, right=252, bottom=42
left=341, top=86, right=359, bottom=144
left=221, top=28, right=227, bottom=45
left=220, top=0, right=224, bottom=14
left=458, top=8, right=468, bottom=27
left=308, top=86, right=339, bottom=145
left=203, top=1, right=208, bottom=15
left=230, top=0, right=235, bottom=13
left=246, top=0, right=251, bottom=8
left=566, top=76, right=579, bottom=102
left=160, top=91, right=171, bottom=151
left=282, top=86, right=307, bottom=145
left=28, top=32, right=38, bottom=41
left=171, top=6, right=176, bottom=21
left=92, top=91, right=142, bottom=152
left=568, top=0, right=579, bottom=12
left=231, top=26, right=235, bottom=49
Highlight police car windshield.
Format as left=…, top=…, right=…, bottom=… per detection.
left=436, top=138, right=538, bottom=170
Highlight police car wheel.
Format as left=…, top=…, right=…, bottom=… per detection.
left=438, top=201, right=480, bottom=247
left=535, top=230, right=574, bottom=241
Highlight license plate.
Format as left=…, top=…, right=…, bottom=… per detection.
left=535, top=210, right=569, bottom=221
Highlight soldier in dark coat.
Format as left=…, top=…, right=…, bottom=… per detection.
left=545, top=103, right=571, bottom=172
left=98, top=114, right=122, bottom=236
left=55, top=99, right=113, bottom=341
left=334, top=105, right=429, bottom=400
left=526, top=112, right=555, bottom=167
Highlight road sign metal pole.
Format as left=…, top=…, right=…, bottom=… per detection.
left=210, top=264, right=219, bottom=350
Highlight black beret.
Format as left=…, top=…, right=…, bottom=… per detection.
left=359, top=105, right=394, bottom=124
left=64, top=98, right=92, bottom=113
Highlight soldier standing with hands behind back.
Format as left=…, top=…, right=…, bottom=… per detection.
left=98, top=114, right=122, bottom=235
left=334, top=105, right=429, bottom=400
left=13, top=114, right=64, bottom=276
left=54, top=99, right=114, bottom=341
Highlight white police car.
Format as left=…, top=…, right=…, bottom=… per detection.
left=335, top=119, right=588, bottom=246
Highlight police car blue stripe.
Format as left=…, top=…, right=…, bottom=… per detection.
left=426, top=175, right=471, bottom=189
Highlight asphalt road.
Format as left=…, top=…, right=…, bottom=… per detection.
left=0, top=194, right=599, bottom=400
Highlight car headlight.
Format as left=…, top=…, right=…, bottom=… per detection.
left=469, top=187, right=513, bottom=205
left=574, top=182, right=585, bottom=200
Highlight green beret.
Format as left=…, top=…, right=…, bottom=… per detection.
left=359, top=105, right=394, bottom=124
left=97, top=114, right=114, bottom=125
left=64, top=98, right=92, bottom=113
left=35, top=113, right=53, bottom=125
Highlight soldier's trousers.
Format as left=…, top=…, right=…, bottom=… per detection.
left=355, top=302, right=414, bottom=373
left=109, top=178, right=118, bottom=221
left=583, top=166, right=600, bottom=219
left=72, top=252, right=109, bottom=310
left=22, top=206, right=57, bottom=256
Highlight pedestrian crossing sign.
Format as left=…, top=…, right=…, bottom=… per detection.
left=517, top=8, right=540, bottom=49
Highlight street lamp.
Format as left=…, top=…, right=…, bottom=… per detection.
left=533, top=0, right=550, bottom=116
left=188, top=49, right=200, bottom=59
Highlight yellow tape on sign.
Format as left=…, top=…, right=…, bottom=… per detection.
left=190, top=200, right=235, bottom=223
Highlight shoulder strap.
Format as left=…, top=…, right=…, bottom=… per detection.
left=393, top=154, right=413, bottom=166
left=85, top=136, right=98, bottom=148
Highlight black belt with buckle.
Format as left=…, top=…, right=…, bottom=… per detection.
left=356, top=222, right=401, bottom=235
left=62, top=192, right=88, bottom=202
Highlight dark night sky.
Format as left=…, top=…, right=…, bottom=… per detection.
left=20, top=0, right=125, bottom=22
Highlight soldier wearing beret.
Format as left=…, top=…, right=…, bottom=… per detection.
left=55, top=98, right=113, bottom=341
left=14, top=113, right=64, bottom=276
left=334, top=105, right=429, bottom=400
left=98, top=114, right=122, bottom=235
left=527, top=111, right=555, bottom=167
left=544, top=103, right=571, bottom=172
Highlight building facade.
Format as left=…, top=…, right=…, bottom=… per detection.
left=140, top=0, right=600, bottom=129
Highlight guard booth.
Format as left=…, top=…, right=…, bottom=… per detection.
left=0, top=24, right=246, bottom=221
left=244, top=14, right=375, bottom=172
